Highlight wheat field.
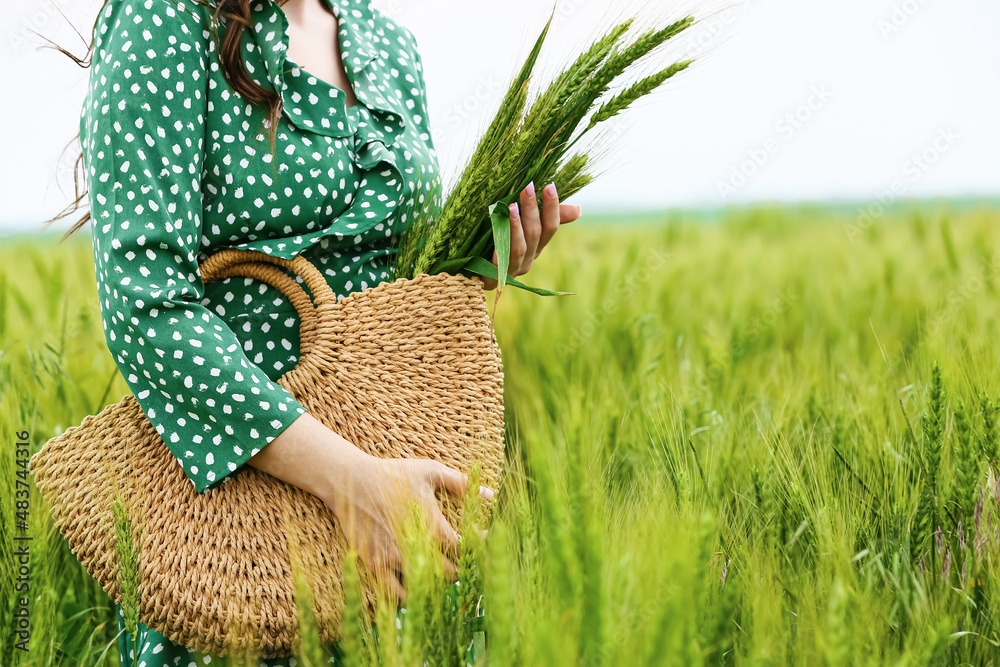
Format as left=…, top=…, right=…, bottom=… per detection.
left=3, top=202, right=1000, bottom=665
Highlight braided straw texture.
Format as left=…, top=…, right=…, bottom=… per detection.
left=28, top=249, right=505, bottom=658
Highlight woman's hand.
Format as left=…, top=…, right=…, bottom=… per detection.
left=321, top=455, right=490, bottom=602
left=247, top=412, right=493, bottom=604
left=481, top=181, right=583, bottom=291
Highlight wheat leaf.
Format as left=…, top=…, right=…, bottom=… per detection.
left=488, top=201, right=513, bottom=295
left=460, top=256, right=576, bottom=296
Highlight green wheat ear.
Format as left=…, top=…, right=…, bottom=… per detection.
left=586, top=60, right=692, bottom=132
left=953, top=399, right=979, bottom=525
left=913, top=362, right=947, bottom=579
left=456, top=462, right=486, bottom=660
left=110, top=491, right=141, bottom=663
left=339, top=548, right=377, bottom=667
left=395, top=502, right=430, bottom=666
left=291, top=566, right=325, bottom=667
left=278, top=489, right=329, bottom=667
left=977, top=392, right=999, bottom=471
left=922, top=363, right=947, bottom=482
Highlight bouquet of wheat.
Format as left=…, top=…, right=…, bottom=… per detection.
left=29, top=7, right=698, bottom=659
left=392, top=10, right=694, bottom=303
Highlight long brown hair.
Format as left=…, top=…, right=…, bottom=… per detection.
left=41, top=0, right=288, bottom=241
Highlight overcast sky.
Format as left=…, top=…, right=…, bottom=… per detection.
left=2, top=0, right=998, bottom=232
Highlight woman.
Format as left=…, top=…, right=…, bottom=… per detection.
left=62, top=0, right=581, bottom=662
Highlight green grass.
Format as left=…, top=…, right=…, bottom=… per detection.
left=4, top=201, right=1000, bottom=665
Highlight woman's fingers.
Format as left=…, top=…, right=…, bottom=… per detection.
left=559, top=203, right=582, bottom=225
left=373, top=561, right=407, bottom=605
left=474, top=182, right=582, bottom=293
left=426, top=461, right=469, bottom=497
left=428, top=502, right=461, bottom=560
left=537, top=183, right=562, bottom=256
left=371, top=539, right=404, bottom=573
left=425, top=460, right=495, bottom=500
left=442, top=553, right=458, bottom=583
left=518, top=182, right=542, bottom=272
left=480, top=250, right=499, bottom=291
left=508, top=203, right=527, bottom=277
left=370, top=544, right=407, bottom=604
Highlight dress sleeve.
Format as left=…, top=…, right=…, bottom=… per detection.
left=82, top=0, right=308, bottom=494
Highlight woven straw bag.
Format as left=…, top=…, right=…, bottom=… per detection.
left=28, top=248, right=505, bottom=658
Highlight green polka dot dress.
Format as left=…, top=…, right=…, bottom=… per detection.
left=79, top=0, right=483, bottom=663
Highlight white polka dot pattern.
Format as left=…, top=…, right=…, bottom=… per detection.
left=81, top=0, right=439, bottom=503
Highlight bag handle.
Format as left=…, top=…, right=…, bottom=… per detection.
left=198, top=249, right=338, bottom=363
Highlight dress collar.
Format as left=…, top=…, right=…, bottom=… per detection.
left=250, top=0, right=406, bottom=146
left=326, top=0, right=378, bottom=74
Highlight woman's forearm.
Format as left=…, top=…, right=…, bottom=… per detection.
left=246, top=412, right=371, bottom=499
